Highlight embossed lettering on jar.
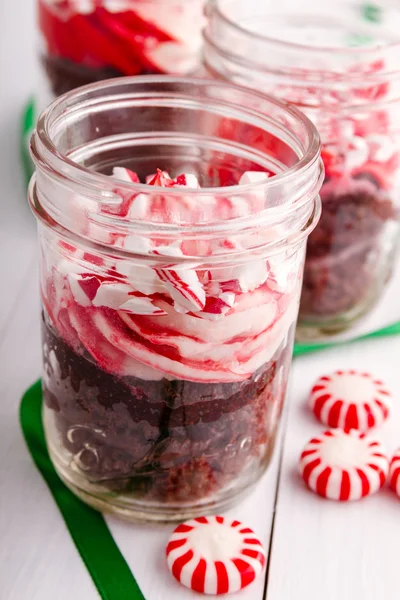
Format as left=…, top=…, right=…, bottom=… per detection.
left=29, top=77, right=322, bottom=521
left=204, top=0, right=400, bottom=338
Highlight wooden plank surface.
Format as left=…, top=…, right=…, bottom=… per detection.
left=267, top=338, right=400, bottom=600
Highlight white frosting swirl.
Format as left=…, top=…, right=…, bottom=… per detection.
left=41, top=169, right=301, bottom=383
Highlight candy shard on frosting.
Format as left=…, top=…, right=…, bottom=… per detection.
left=147, top=169, right=175, bottom=187
left=239, top=171, right=270, bottom=185
left=69, top=273, right=93, bottom=307
left=235, top=260, right=269, bottom=293
left=112, top=166, right=140, bottom=183
left=92, top=281, right=133, bottom=309
left=176, top=173, right=201, bottom=188
left=155, top=268, right=206, bottom=312
left=146, top=168, right=200, bottom=189
left=119, top=296, right=167, bottom=315
left=145, top=170, right=170, bottom=185
left=198, top=292, right=236, bottom=321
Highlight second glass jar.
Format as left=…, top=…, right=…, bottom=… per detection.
left=204, top=0, right=400, bottom=338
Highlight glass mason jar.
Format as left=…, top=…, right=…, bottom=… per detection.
left=204, top=0, right=400, bottom=338
left=37, top=0, right=206, bottom=103
left=29, top=77, right=322, bottom=522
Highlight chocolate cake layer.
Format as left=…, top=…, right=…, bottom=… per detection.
left=43, top=315, right=287, bottom=502
left=300, top=179, right=395, bottom=319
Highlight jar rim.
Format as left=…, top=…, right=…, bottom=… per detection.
left=32, top=75, right=320, bottom=197
left=30, top=75, right=322, bottom=245
left=206, top=0, right=400, bottom=87
left=209, top=0, right=400, bottom=58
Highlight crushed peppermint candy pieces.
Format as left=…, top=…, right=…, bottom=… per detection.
left=309, top=370, right=392, bottom=432
left=101, top=166, right=277, bottom=316
left=389, top=450, right=400, bottom=498
left=299, top=429, right=389, bottom=501
left=166, top=516, right=266, bottom=595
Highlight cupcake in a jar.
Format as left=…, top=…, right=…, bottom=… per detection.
left=204, top=0, right=400, bottom=337
left=28, top=77, right=322, bottom=521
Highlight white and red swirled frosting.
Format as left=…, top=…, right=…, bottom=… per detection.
left=39, top=0, right=206, bottom=75
left=41, top=169, right=301, bottom=384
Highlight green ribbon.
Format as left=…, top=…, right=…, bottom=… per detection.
left=20, top=380, right=146, bottom=600
left=293, top=320, right=400, bottom=356
left=20, top=99, right=35, bottom=187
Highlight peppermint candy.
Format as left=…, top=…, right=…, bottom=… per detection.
left=197, top=292, right=236, bottom=320
left=389, top=450, right=400, bottom=498
left=238, top=171, right=269, bottom=185
left=155, top=268, right=206, bottom=312
left=166, top=516, right=266, bottom=595
left=112, top=166, right=140, bottom=183
left=299, top=429, right=389, bottom=501
left=72, top=279, right=166, bottom=315
left=309, top=370, right=392, bottom=432
left=235, top=261, right=269, bottom=293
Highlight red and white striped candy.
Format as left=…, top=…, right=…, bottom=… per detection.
left=155, top=268, right=206, bottom=312
left=389, top=449, right=400, bottom=498
left=309, top=370, right=392, bottom=432
left=112, top=166, right=140, bottom=183
left=166, top=516, right=266, bottom=595
left=299, top=429, right=389, bottom=501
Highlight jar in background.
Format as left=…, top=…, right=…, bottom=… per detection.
left=29, top=76, right=322, bottom=521
left=38, top=0, right=206, bottom=102
left=204, top=0, right=400, bottom=338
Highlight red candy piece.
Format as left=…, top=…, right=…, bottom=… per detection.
left=154, top=268, right=206, bottom=312
left=321, top=148, right=343, bottom=179
left=389, top=450, right=400, bottom=498
left=299, top=429, right=389, bottom=501
left=166, top=516, right=266, bottom=595
left=309, top=370, right=392, bottom=432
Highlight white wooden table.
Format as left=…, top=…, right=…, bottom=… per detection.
left=1, top=2, right=400, bottom=599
